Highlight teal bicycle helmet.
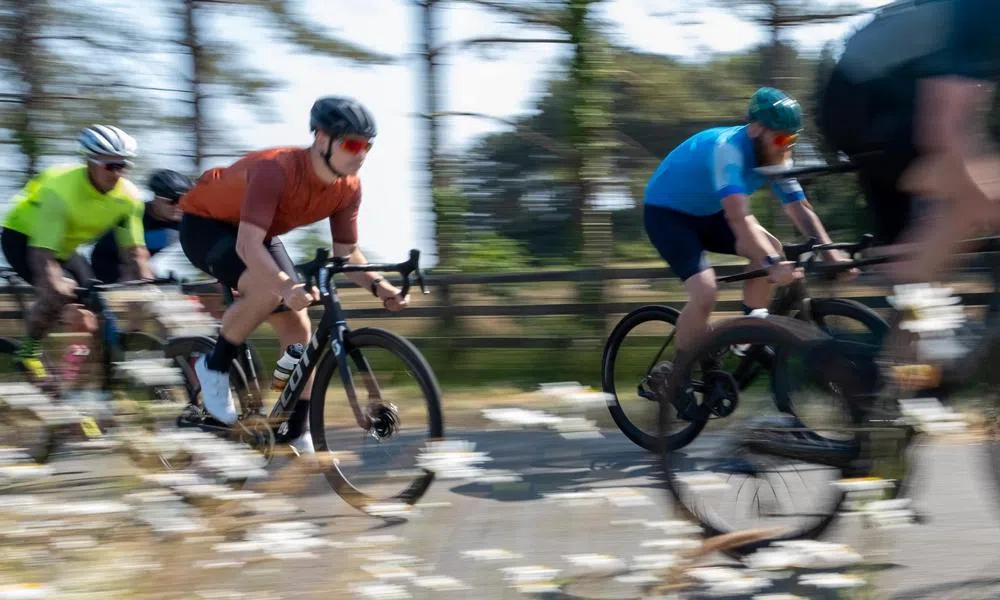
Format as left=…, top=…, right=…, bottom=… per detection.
left=748, top=87, right=803, bottom=133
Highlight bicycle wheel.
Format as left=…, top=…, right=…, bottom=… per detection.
left=0, top=338, right=57, bottom=464
left=602, top=305, right=707, bottom=452
left=661, top=316, right=857, bottom=557
left=309, top=327, right=443, bottom=514
left=774, top=298, right=890, bottom=415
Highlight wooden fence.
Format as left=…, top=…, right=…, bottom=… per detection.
left=0, top=245, right=997, bottom=350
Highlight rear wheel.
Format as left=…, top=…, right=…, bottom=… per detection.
left=309, top=327, right=444, bottom=515
left=602, top=305, right=707, bottom=452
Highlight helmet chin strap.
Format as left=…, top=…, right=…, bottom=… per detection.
left=321, top=136, right=346, bottom=179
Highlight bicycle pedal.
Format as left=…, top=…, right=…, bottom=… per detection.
left=79, top=416, right=103, bottom=438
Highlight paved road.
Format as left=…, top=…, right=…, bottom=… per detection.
left=29, top=426, right=1000, bottom=599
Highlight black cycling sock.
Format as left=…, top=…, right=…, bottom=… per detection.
left=741, top=303, right=755, bottom=315
left=286, top=400, right=311, bottom=440
left=16, top=336, right=42, bottom=359
left=206, top=335, right=239, bottom=373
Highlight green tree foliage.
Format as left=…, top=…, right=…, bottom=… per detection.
left=459, top=44, right=876, bottom=262
left=164, top=0, right=391, bottom=172
left=0, top=0, right=149, bottom=181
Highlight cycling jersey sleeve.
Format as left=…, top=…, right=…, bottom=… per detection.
left=712, top=140, right=749, bottom=199
left=26, top=187, right=67, bottom=253
left=240, top=159, right=286, bottom=232
left=113, top=200, right=145, bottom=249
left=329, top=186, right=361, bottom=245
left=769, top=177, right=806, bottom=205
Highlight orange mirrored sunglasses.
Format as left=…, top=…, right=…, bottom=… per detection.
left=338, top=137, right=373, bottom=155
left=772, top=132, right=799, bottom=147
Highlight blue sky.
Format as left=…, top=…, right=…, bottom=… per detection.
left=6, top=0, right=893, bottom=274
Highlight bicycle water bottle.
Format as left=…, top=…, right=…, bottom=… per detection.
left=61, top=343, right=91, bottom=384
left=271, top=343, right=304, bottom=392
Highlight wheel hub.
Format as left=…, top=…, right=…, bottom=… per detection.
left=368, top=402, right=400, bottom=440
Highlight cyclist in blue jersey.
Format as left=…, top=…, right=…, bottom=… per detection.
left=644, top=87, right=852, bottom=371
left=90, top=169, right=190, bottom=284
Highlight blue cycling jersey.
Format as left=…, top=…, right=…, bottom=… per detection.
left=643, top=125, right=806, bottom=216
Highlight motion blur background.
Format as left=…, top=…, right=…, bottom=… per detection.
left=0, top=0, right=935, bottom=389
left=5, top=4, right=1000, bottom=599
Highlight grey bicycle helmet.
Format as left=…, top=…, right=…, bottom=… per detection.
left=78, top=125, right=138, bottom=158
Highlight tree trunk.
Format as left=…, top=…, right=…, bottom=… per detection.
left=13, top=0, right=44, bottom=181
left=184, top=0, right=206, bottom=173
left=567, top=0, right=610, bottom=335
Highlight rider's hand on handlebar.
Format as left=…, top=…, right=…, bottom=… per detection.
left=53, top=275, right=77, bottom=302
left=824, top=249, right=860, bottom=282
left=281, top=281, right=317, bottom=312
left=766, top=260, right=803, bottom=286
left=376, top=284, right=410, bottom=312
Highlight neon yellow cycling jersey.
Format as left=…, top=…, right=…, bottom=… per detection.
left=3, top=165, right=145, bottom=260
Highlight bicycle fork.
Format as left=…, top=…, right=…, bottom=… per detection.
left=331, top=322, right=391, bottom=437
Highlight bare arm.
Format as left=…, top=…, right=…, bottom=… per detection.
left=119, top=245, right=153, bottom=281
left=235, top=160, right=296, bottom=296
left=721, top=194, right=777, bottom=265
left=27, top=248, right=73, bottom=298
left=915, top=76, right=992, bottom=156
left=332, top=242, right=398, bottom=298
left=782, top=200, right=840, bottom=260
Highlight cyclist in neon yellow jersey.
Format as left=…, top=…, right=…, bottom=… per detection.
left=0, top=125, right=152, bottom=378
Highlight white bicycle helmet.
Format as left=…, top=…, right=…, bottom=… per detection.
left=78, top=125, right=138, bottom=159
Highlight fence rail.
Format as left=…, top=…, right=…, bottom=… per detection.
left=0, top=243, right=995, bottom=349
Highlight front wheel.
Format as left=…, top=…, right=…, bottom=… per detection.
left=0, top=337, right=57, bottom=464
left=309, top=327, right=444, bottom=514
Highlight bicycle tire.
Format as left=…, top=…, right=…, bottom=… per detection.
left=602, top=305, right=706, bottom=453
left=661, top=315, right=849, bottom=557
left=0, top=337, right=57, bottom=464
left=772, top=298, right=890, bottom=414
left=309, top=327, right=444, bottom=514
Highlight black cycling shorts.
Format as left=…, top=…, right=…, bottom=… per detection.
left=0, top=228, right=94, bottom=286
left=817, top=67, right=920, bottom=245
left=179, top=214, right=300, bottom=312
left=644, top=204, right=738, bottom=281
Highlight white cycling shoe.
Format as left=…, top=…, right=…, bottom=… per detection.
left=289, top=430, right=315, bottom=455
left=194, top=356, right=237, bottom=424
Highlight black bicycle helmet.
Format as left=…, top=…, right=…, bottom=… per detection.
left=148, top=169, right=193, bottom=202
left=310, top=96, right=377, bottom=139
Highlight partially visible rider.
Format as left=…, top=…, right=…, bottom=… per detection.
left=818, top=0, right=1000, bottom=286
left=90, top=169, right=190, bottom=284
left=0, top=125, right=152, bottom=378
left=178, top=96, right=409, bottom=455
left=643, top=87, right=852, bottom=380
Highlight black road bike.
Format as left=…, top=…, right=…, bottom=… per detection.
left=602, top=236, right=889, bottom=452
left=164, top=248, right=445, bottom=513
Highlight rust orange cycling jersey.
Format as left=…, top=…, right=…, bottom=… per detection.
left=180, top=146, right=361, bottom=243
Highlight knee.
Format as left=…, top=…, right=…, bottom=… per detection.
left=685, top=279, right=718, bottom=315
left=288, top=309, right=311, bottom=340
left=61, top=306, right=96, bottom=332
